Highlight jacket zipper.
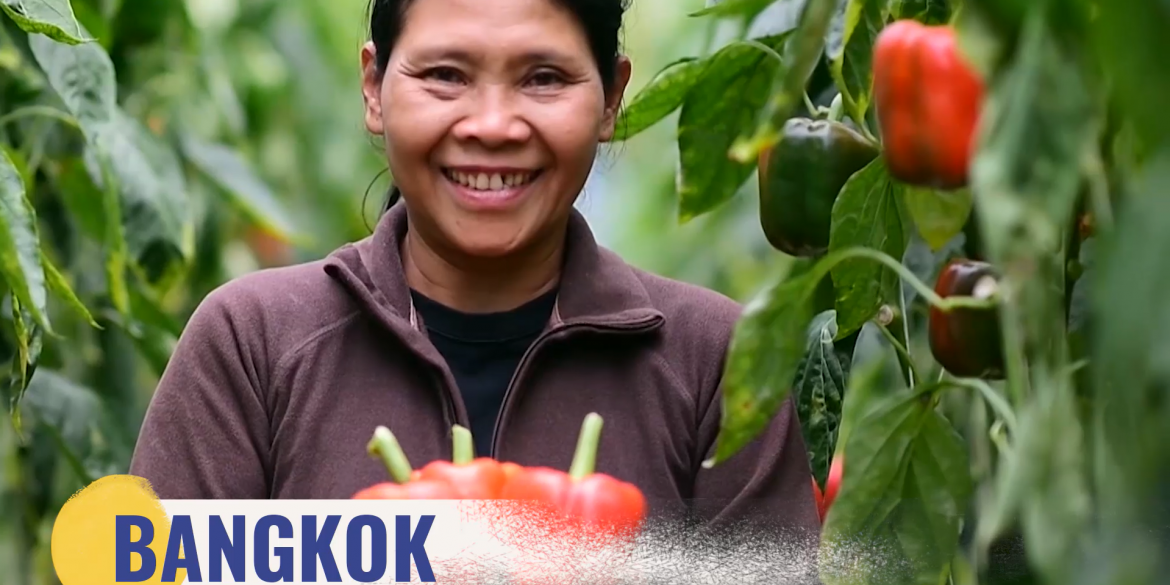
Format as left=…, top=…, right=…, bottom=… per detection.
left=487, top=315, right=662, bottom=459
left=410, top=297, right=470, bottom=448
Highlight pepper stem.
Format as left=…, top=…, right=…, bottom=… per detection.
left=568, top=413, right=603, bottom=481
left=452, top=425, right=474, bottom=465
left=828, top=93, right=844, bottom=122
left=367, top=426, right=413, bottom=484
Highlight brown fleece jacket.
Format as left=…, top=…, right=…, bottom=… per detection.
left=129, top=204, right=820, bottom=537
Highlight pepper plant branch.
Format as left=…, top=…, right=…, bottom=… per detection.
left=569, top=413, right=603, bottom=480
left=742, top=39, right=784, bottom=66
left=802, top=92, right=818, bottom=116
left=367, top=426, right=414, bottom=484
left=877, top=320, right=921, bottom=388
left=942, top=378, right=1018, bottom=436
left=819, top=246, right=999, bottom=312
left=0, top=106, right=81, bottom=130
left=1083, top=147, right=1114, bottom=237
left=898, top=285, right=916, bottom=388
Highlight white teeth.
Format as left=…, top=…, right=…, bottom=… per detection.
left=446, top=169, right=536, bottom=190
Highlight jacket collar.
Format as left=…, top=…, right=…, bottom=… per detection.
left=323, top=203, right=665, bottom=333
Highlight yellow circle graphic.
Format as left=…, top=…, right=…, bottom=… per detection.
left=51, top=474, right=183, bottom=585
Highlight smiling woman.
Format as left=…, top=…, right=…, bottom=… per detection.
left=128, top=0, right=821, bottom=545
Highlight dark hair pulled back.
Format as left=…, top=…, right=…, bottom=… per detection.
left=368, top=0, right=629, bottom=214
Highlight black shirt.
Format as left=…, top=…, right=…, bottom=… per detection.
left=410, top=288, right=558, bottom=457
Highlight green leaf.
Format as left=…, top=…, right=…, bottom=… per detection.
left=41, top=251, right=99, bottom=328
left=705, top=258, right=821, bottom=466
left=0, top=0, right=90, bottom=44
left=819, top=387, right=973, bottom=585
left=8, top=296, right=43, bottom=434
left=613, top=58, right=708, bottom=142
left=1015, top=386, right=1091, bottom=582
left=677, top=35, right=787, bottom=221
left=26, top=27, right=115, bottom=135
left=29, top=31, right=192, bottom=277
left=1091, top=0, right=1170, bottom=151
left=179, top=133, right=298, bottom=242
left=85, top=110, right=192, bottom=266
left=902, top=186, right=973, bottom=251
left=969, top=7, right=1096, bottom=261
left=690, top=0, right=779, bottom=20
left=829, top=157, right=909, bottom=337
left=890, top=0, right=950, bottom=24
left=731, top=0, right=838, bottom=163
left=1091, top=149, right=1170, bottom=528
left=52, top=156, right=106, bottom=241
left=0, top=149, right=49, bottom=333
left=825, top=0, right=884, bottom=129
left=19, top=369, right=126, bottom=484
left=793, top=309, right=849, bottom=486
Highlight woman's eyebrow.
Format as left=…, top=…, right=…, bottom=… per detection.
left=405, top=46, right=579, bottom=68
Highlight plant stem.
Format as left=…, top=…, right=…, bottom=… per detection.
left=802, top=92, right=818, bottom=116
left=743, top=39, right=784, bottom=65
left=818, top=246, right=998, bottom=312
left=828, top=93, right=844, bottom=122
left=942, top=378, right=1018, bottom=436
left=1083, top=148, right=1114, bottom=237
left=569, top=413, right=603, bottom=481
left=0, top=105, right=81, bottom=130
left=898, top=285, right=916, bottom=387
left=367, top=426, right=413, bottom=484
left=989, top=420, right=1012, bottom=458
left=451, top=425, right=474, bottom=465
left=878, top=321, right=921, bottom=388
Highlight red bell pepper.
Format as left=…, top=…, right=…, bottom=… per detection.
left=352, top=426, right=457, bottom=499
left=822, top=454, right=844, bottom=518
left=500, top=413, right=646, bottom=536
left=872, top=20, right=985, bottom=189
left=811, top=477, right=825, bottom=522
left=415, top=425, right=508, bottom=499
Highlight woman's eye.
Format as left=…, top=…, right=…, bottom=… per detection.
left=527, top=70, right=565, bottom=88
left=426, top=67, right=464, bottom=84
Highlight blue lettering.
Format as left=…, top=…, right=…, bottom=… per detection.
left=115, top=515, right=156, bottom=582
left=346, top=515, right=387, bottom=582
left=114, top=517, right=155, bottom=580
left=162, top=515, right=202, bottom=582
left=395, top=515, right=434, bottom=583
left=302, top=516, right=342, bottom=582
left=208, top=515, right=246, bottom=583
left=254, top=515, right=294, bottom=582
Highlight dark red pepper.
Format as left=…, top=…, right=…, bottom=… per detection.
left=928, top=259, right=1006, bottom=379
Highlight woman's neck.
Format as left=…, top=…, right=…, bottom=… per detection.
left=402, top=227, right=564, bottom=314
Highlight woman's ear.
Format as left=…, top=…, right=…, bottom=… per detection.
left=360, top=41, right=385, bottom=135
left=599, top=55, right=633, bottom=143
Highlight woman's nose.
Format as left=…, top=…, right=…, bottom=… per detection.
left=450, top=87, right=533, bottom=147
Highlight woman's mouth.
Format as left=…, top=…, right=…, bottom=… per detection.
left=441, top=168, right=543, bottom=209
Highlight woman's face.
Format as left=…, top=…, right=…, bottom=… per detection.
left=361, top=0, right=630, bottom=259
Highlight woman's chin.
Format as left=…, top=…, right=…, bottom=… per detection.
left=449, top=232, right=528, bottom=259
